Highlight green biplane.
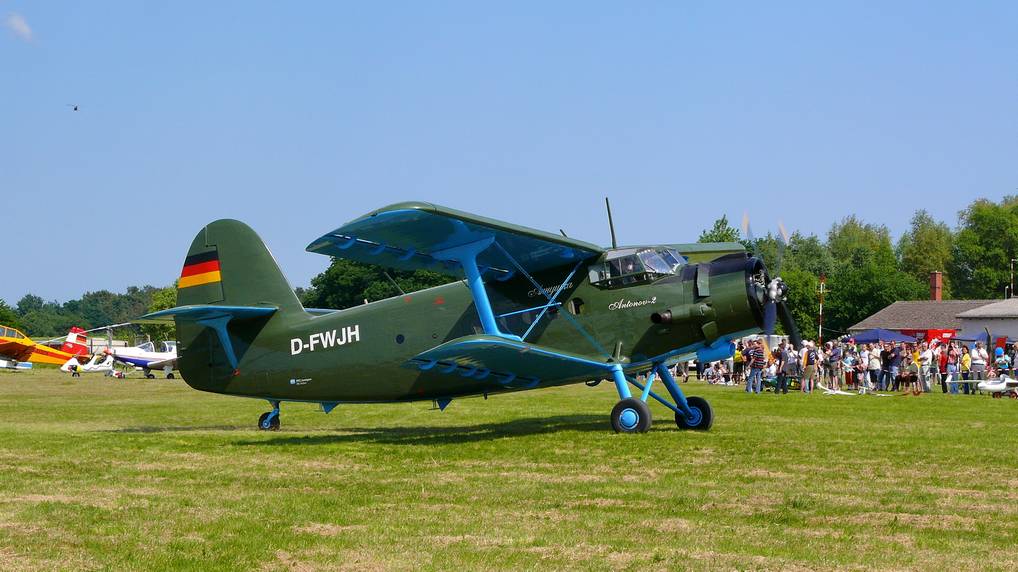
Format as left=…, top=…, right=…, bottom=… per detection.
left=139, top=202, right=800, bottom=433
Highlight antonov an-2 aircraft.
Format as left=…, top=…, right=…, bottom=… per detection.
left=139, top=202, right=800, bottom=433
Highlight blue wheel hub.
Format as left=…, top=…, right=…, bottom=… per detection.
left=619, top=408, right=639, bottom=430
left=685, top=406, right=702, bottom=426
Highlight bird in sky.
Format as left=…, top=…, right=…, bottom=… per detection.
left=66, top=104, right=78, bottom=111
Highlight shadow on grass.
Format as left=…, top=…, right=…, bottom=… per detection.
left=233, top=414, right=607, bottom=446
left=104, top=425, right=248, bottom=433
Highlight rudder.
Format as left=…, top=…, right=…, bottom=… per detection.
left=177, top=219, right=302, bottom=312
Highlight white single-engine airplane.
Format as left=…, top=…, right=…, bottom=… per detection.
left=107, top=341, right=178, bottom=379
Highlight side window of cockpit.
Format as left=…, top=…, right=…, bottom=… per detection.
left=660, top=249, right=686, bottom=268
left=567, top=298, right=584, bottom=315
left=639, top=250, right=674, bottom=275
left=608, top=255, right=642, bottom=277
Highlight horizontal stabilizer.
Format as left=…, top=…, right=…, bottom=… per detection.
left=406, top=334, right=614, bottom=388
left=134, top=305, right=276, bottom=371
left=135, top=305, right=277, bottom=325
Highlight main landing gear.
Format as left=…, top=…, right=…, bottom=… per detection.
left=258, top=401, right=281, bottom=431
left=608, top=363, right=713, bottom=433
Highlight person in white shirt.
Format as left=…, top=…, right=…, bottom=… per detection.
left=919, top=343, right=934, bottom=393
left=971, top=342, right=989, bottom=382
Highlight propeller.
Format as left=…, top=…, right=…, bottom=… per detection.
left=744, top=213, right=802, bottom=349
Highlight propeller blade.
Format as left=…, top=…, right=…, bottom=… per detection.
left=773, top=221, right=790, bottom=276
left=763, top=301, right=777, bottom=335
left=778, top=300, right=802, bottom=349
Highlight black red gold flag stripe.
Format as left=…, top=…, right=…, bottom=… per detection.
left=180, top=250, right=222, bottom=288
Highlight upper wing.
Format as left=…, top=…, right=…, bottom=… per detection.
left=305, top=201, right=604, bottom=276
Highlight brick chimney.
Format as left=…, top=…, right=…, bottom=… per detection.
left=930, top=271, right=943, bottom=301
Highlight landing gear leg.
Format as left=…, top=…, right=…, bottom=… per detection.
left=609, top=364, right=651, bottom=433
left=258, top=401, right=281, bottom=431
left=657, top=364, right=713, bottom=430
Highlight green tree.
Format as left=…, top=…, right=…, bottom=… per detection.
left=897, top=210, right=954, bottom=297
left=698, top=215, right=743, bottom=244
left=827, top=215, right=895, bottom=268
left=0, top=300, right=23, bottom=331
left=141, top=285, right=178, bottom=342
left=16, top=294, right=43, bottom=315
left=824, top=261, right=927, bottom=332
left=950, top=197, right=1018, bottom=299
left=302, top=259, right=454, bottom=311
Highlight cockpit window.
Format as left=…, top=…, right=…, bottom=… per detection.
left=607, top=255, right=644, bottom=278
left=639, top=250, right=673, bottom=275
left=590, top=247, right=686, bottom=288
left=660, top=249, right=686, bottom=269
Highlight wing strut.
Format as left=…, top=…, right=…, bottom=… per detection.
left=493, top=241, right=611, bottom=358
left=431, top=236, right=520, bottom=341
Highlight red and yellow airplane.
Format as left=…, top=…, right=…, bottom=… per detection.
left=0, top=325, right=90, bottom=365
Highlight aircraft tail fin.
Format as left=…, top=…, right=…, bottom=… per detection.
left=60, top=327, right=89, bottom=356
left=177, top=219, right=302, bottom=312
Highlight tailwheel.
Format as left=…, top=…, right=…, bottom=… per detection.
left=610, top=398, right=652, bottom=433
left=675, top=396, right=713, bottom=431
left=258, top=411, right=280, bottom=431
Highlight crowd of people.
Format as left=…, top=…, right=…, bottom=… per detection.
left=679, top=336, right=1016, bottom=396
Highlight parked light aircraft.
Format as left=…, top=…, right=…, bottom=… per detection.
left=0, top=325, right=89, bottom=366
left=138, top=202, right=800, bottom=432
left=60, top=353, right=117, bottom=377
left=108, top=341, right=177, bottom=378
left=977, top=376, right=1018, bottom=398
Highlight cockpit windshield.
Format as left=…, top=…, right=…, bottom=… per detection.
left=639, top=250, right=673, bottom=275
left=589, top=247, right=687, bottom=288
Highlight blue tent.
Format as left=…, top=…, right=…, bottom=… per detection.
left=850, top=328, right=916, bottom=344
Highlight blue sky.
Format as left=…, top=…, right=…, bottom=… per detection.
left=2, top=1, right=1015, bottom=304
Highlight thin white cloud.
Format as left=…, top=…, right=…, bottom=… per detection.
left=5, top=12, right=33, bottom=41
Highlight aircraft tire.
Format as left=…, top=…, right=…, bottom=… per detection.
left=258, top=412, right=280, bottom=431
left=71, top=372, right=80, bottom=378
left=675, top=396, right=713, bottom=431
left=610, top=398, right=651, bottom=433
left=145, top=373, right=155, bottom=379
left=167, top=373, right=175, bottom=379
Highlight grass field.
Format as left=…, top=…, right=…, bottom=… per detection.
left=1, top=369, right=1017, bottom=571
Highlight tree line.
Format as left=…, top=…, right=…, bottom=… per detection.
left=2, top=196, right=1013, bottom=341
left=698, top=196, right=1018, bottom=338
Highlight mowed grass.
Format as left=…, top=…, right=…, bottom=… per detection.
left=1, top=369, right=1018, bottom=571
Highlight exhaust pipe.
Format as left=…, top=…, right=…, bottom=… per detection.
left=650, top=303, right=716, bottom=325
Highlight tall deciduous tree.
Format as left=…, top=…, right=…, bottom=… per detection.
left=302, top=259, right=454, bottom=311
left=141, top=285, right=178, bottom=342
left=697, top=215, right=743, bottom=244
left=950, top=197, right=1018, bottom=300
left=0, top=300, right=23, bottom=331
left=897, top=210, right=954, bottom=297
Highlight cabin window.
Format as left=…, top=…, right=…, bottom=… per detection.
left=568, top=298, right=585, bottom=315
left=590, top=247, right=683, bottom=288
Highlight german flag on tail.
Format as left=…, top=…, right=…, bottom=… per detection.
left=180, top=250, right=222, bottom=288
